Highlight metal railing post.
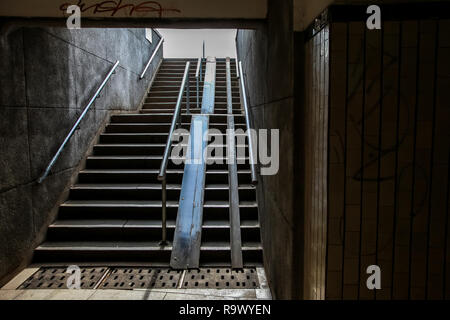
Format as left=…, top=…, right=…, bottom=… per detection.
left=161, top=178, right=167, bottom=244
left=202, top=41, right=205, bottom=59
left=186, top=67, right=190, bottom=114
left=158, top=61, right=191, bottom=245
left=238, top=61, right=258, bottom=185
left=196, top=57, right=201, bottom=109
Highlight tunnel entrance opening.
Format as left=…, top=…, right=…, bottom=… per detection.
left=0, top=21, right=270, bottom=300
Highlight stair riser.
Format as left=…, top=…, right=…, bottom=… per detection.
left=86, top=158, right=251, bottom=170
left=105, top=123, right=247, bottom=134
left=105, top=124, right=190, bottom=134
left=58, top=205, right=258, bottom=221
left=70, top=187, right=255, bottom=201
left=78, top=171, right=252, bottom=184
left=141, top=103, right=242, bottom=110
left=86, top=158, right=184, bottom=170
left=110, top=115, right=245, bottom=124
left=140, top=109, right=243, bottom=115
left=33, top=250, right=262, bottom=267
left=99, top=134, right=248, bottom=144
left=153, top=81, right=236, bottom=87
left=147, top=91, right=240, bottom=98
left=150, top=86, right=239, bottom=92
left=145, top=97, right=240, bottom=103
left=46, top=227, right=260, bottom=243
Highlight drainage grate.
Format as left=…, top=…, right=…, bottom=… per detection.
left=18, top=267, right=260, bottom=290
left=99, top=268, right=182, bottom=290
left=18, top=267, right=108, bottom=290
left=181, top=268, right=260, bottom=289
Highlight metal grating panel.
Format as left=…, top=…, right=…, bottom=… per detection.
left=18, top=267, right=108, bottom=290
left=18, top=267, right=260, bottom=290
left=100, top=268, right=182, bottom=290
left=181, top=268, right=259, bottom=289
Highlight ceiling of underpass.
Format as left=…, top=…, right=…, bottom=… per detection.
left=2, top=0, right=444, bottom=31
left=0, top=0, right=267, bottom=29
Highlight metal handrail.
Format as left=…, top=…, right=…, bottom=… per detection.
left=195, top=57, right=202, bottom=108
left=140, top=37, right=164, bottom=79
left=238, top=61, right=258, bottom=185
left=37, top=60, right=120, bottom=184
left=157, top=61, right=191, bottom=244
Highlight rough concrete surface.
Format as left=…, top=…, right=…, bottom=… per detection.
left=0, top=25, right=162, bottom=285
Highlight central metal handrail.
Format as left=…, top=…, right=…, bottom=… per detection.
left=158, top=61, right=191, bottom=244
left=238, top=61, right=258, bottom=185
left=37, top=60, right=120, bottom=184
left=140, top=37, right=164, bottom=79
left=195, top=57, right=203, bottom=108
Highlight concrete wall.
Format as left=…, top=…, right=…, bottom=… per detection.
left=237, top=0, right=303, bottom=299
left=0, top=25, right=162, bottom=285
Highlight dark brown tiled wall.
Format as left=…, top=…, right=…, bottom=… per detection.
left=304, top=26, right=330, bottom=300
left=326, top=19, right=450, bottom=300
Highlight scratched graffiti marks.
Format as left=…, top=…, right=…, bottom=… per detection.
left=59, top=0, right=181, bottom=18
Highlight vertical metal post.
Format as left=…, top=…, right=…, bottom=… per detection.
left=196, top=57, right=201, bottom=109
left=161, top=178, right=167, bottom=244
left=238, top=61, right=258, bottom=185
left=202, top=41, right=205, bottom=59
left=196, top=77, right=199, bottom=109
left=186, top=67, right=190, bottom=114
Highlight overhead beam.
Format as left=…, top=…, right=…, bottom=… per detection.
left=0, top=0, right=267, bottom=19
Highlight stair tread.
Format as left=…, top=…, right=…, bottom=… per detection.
left=50, top=219, right=259, bottom=228
left=80, top=169, right=180, bottom=172
left=71, top=183, right=181, bottom=189
left=95, top=144, right=167, bottom=147
left=37, top=241, right=262, bottom=250
left=72, top=183, right=254, bottom=189
left=61, top=200, right=257, bottom=207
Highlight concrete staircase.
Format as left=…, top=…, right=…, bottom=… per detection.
left=34, top=58, right=263, bottom=267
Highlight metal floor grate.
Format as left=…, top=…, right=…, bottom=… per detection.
left=18, top=267, right=260, bottom=290
left=18, top=267, right=108, bottom=290
left=99, top=268, right=182, bottom=290
left=181, top=268, right=259, bottom=289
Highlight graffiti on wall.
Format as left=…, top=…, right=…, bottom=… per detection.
left=59, top=0, right=181, bottom=18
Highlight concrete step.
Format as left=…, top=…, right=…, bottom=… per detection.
left=110, top=113, right=245, bottom=124
left=69, top=183, right=255, bottom=201
left=46, top=219, right=260, bottom=243
left=99, top=132, right=248, bottom=144
left=141, top=102, right=242, bottom=110
left=57, top=200, right=259, bottom=221
left=34, top=241, right=262, bottom=266
left=139, top=108, right=243, bottom=115
left=145, top=96, right=240, bottom=103
left=92, top=143, right=249, bottom=157
left=104, top=122, right=246, bottom=134
left=85, top=155, right=251, bottom=171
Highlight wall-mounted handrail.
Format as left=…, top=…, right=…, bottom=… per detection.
left=157, top=61, right=191, bottom=244
left=37, top=60, right=120, bottom=184
left=140, top=37, right=164, bottom=79
left=195, top=57, right=202, bottom=108
left=238, top=61, right=258, bottom=185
